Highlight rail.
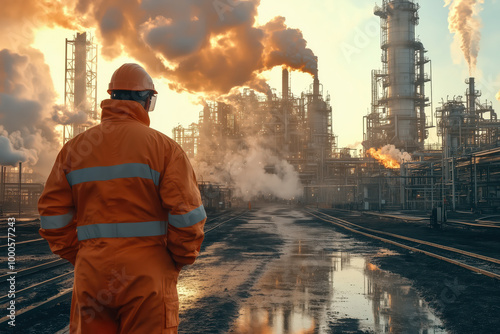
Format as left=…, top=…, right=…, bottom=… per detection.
left=306, top=208, right=500, bottom=281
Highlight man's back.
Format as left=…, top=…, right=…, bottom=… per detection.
left=38, top=97, right=206, bottom=333
left=65, top=99, right=175, bottom=231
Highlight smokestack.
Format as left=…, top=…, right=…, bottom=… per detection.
left=74, top=32, right=87, bottom=111
left=282, top=68, right=289, bottom=101
left=313, top=72, right=319, bottom=97
left=468, top=77, right=476, bottom=114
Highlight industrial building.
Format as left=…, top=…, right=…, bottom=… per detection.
left=364, top=0, right=431, bottom=153
left=1, top=1, right=499, bottom=215
left=173, top=68, right=343, bottom=206
left=173, top=0, right=500, bottom=213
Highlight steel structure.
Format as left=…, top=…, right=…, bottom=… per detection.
left=0, top=164, right=43, bottom=215
left=437, top=78, right=499, bottom=159
left=173, top=69, right=336, bottom=188
left=64, top=32, right=98, bottom=143
left=173, top=123, right=199, bottom=159
left=359, top=78, right=500, bottom=212
left=364, top=0, right=431, bottom=153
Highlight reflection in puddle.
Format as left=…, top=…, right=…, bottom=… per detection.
left=234, top=307, right=315, bottom=334
left=232, top=239, right=447, bottom=334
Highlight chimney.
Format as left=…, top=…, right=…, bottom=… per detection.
left=468, top=77, right=475, bottom=114
left=282, top=68, right=289, bottom=101
left=74, top=32, right=87, bottom=111
left=313, top=72, right=320, bottom=97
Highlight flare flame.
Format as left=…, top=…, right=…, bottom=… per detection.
left=367, top=145, right=412, bottom=169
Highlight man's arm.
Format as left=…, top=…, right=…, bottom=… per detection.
left=38, top=151, right=79, bottom=265
left=160, top=150, right=206, bottom=271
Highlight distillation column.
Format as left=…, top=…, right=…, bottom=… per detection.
left=374, top=0, right=427, bottom=152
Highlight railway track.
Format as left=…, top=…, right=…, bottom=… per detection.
left=204, top=210, right=247, bottom=233
left=0, top=237, right=44, bottom=249
left=0, top=259, right=67, bottom=281
left=362, top=210, right=500, bottom=229
left=306, top=208, right=500, bottom=281
left=0, top=210, right=248, bottom=326
left=446, top=219, right=500, bottom=229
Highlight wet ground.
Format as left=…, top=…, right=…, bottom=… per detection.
left=177, top=206, right=446, bottom=333
left=4, top=205, right=500, bottom=333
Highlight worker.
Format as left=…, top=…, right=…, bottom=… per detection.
left=38, top=63, right=206, bottom=334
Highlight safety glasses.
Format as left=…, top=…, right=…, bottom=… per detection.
left=148, top=94, right=157, bottom=112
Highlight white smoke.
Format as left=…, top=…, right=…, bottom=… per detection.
left=52, top=105, right=97, bottom=126
left=0, top=136, right=27, bottom=166
left=194, top=139, right=302, bottom=201
left=444, top=0, right=484, bottom=74
left=496, top=90, right=500, bottom=102
left=0, top=8, right=96, bottom=178
left=0, top=48, right=62, bottom=176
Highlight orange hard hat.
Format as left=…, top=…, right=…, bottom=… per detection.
left=107, top=63, right=158, bottom=94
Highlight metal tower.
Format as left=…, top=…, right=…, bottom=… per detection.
left=365, top=0, right=431, bottom=153
left=64, top=32, right=98, bottom=143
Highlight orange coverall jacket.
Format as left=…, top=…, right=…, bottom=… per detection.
left=38, top=99, right=206, bottom=333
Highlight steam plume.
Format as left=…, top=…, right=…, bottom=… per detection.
left=444, top=0, right=484, bottom=74
left=0, top=48, right=62, bottom=176
left=0, top=136, right=27, bottom=166
left=194, top=139, right=302, bottom=201
left=52, top=105, right=97, bottom=126
left=496, top=90, right=500, bottom=102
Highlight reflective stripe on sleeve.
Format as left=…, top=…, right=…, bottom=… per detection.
left=77, top=221, right=167, bottom=241
left=66, top=163, right=161, bottom=187
left=40, top=212, right=74, bottom=229
left=168, top=205, right=206, bottom=228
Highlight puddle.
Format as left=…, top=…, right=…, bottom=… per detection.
left=176, top=207, right=447, bottom=333
left=230, top=209, right=447, bottom=334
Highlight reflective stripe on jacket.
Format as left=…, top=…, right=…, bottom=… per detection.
left=38, top=99, right=206, bottom=267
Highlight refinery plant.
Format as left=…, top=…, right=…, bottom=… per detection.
left=1, top=0, right=499, bottom=215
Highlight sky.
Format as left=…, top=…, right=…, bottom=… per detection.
left=3, top=0, right=500, bottom=174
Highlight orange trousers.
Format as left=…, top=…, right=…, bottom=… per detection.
left=69, top=240, right=179, bottom=334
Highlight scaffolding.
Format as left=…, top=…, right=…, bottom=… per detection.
left=64, top=32, right=99, bottom=143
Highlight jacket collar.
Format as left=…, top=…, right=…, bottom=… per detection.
left=100, top=99, right=150, bottom=126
